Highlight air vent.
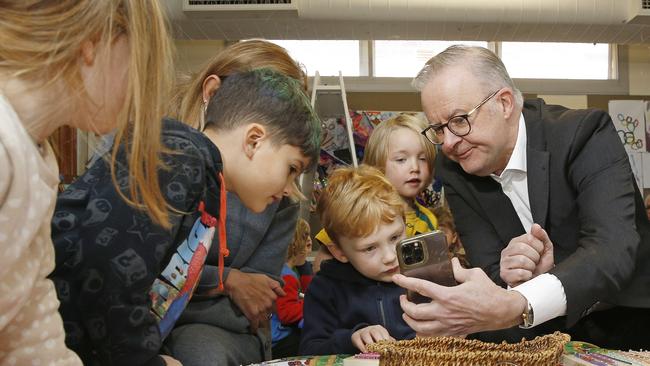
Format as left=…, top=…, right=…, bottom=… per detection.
left=188, top=0, right=291, bottom=4
left=628, top=0, right=650, bottom=24
left=183, top=0, right=295, bottom=11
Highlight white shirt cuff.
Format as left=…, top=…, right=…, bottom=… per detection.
left=511, top=273, right=567, bottom=327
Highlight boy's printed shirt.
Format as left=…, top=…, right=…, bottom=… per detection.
left=50, top=119, right=224, bottom=366
left=149, top=203, right=216, bottom=340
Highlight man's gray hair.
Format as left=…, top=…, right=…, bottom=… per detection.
left=412, top=45, right=523, bottom=108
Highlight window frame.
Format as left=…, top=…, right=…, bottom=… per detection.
left=309, top=41, right=627, bottom=95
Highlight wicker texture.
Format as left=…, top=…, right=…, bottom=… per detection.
left=367, top=331, right=570, bottom=366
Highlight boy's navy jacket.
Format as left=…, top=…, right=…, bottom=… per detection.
left=299, top=259, right=415, bottom=356
left=50, top=119, right=223, bottom=366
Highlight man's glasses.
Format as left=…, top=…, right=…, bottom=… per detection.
left=421, top=89, right=500, bottom=145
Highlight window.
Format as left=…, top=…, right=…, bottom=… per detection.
left=501, top=42, right=610, bottom=80
left=373, top=40, right=489, bottom=77
left=268, top=40, right=361, bottom=76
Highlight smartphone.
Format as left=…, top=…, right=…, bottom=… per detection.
left=396, top=230, right=457, bottom=303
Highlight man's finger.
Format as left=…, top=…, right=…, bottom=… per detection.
left=402, top=313, right=444, bottom=336
left=398, top=293, right=445, bottom=322
left=502, top=255, right=536, bottom=272
left=393, top=274, right=444, bottom=300
left=531, top=223, right=552, bottom=249
left=450, top=257, right=469, bottom=283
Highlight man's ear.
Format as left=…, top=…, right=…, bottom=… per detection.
left=243, top=123, right=268, bottom=159
left=498, top=88, right=516, bottom=120
left=202, top=74, right=222, bottom=104
left=80, top=40, right=96, bottom=66
left=327, top=243, right=349, bottom=263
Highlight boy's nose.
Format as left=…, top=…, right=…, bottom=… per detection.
left=283, top=180, right=298, bottom=197
left=382, top=247, right=397, bottom=264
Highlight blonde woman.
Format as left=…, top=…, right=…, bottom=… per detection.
left=163, top=40, right=311, bottom=366
left=0, top=1, right=174, bottom=365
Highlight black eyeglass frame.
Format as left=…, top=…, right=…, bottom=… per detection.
left=421, top=89, right=501, bottom=145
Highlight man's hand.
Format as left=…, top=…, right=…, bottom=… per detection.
left=500, top=223, right=554, bottom=287
left=351, top=325, right=395, bottom=353
left=225, top=269, right=285, bottom=333
left=392, top=258, right=527, bottom=337
left=161, top=355, right=182, bottom=366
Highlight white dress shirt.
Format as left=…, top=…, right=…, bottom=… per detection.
left=490, top=114, right=567, bottom=327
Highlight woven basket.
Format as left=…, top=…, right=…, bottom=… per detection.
left=367, top=331, right=570, bottom=366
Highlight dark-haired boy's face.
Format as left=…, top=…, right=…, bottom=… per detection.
left=236, top=140, right=310, bottom=213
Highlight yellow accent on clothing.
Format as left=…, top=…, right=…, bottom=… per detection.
left=405, top=201, right=438, bottom=237
left=314, top=201, right=438, bottom=246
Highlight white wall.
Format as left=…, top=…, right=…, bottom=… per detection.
left=628, top=44, right=650, bottom=96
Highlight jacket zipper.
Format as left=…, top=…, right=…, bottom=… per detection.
left=377, top=297, right=387, bottom=328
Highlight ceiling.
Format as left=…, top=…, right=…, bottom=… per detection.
left=163, top=0, right=650, bottom=44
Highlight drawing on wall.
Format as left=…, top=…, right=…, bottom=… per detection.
left=608, top=100, right=647, bottom=152
left=608, top=100, right=650, bottom=190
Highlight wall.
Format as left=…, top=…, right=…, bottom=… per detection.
left=175, top=40, right=226, bottom=74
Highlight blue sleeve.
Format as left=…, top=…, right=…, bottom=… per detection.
left=51, top=140, right=210, bottom=365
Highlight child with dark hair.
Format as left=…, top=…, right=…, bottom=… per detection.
left=51, top=69, right=321, bottom=366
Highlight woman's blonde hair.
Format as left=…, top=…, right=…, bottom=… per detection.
left=317, top=165, right=405, bottom=244
left=363, top=113, right=437, bottom=187
left=287, top=218, right=310, bottom=260
left=0, top=0, right=175, bottom=228
left=169, top=39, right=307, bottom=131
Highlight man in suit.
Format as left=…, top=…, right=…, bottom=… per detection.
left=393, top=45, right=650, bottom=349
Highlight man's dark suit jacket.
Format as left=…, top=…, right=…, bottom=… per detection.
left=437, top=98, right=650, bottom=339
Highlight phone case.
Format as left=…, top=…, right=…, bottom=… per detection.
left=396, top=231, right=456, bottom=303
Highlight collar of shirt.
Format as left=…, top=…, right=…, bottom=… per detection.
left=490, top=113, right=527, bottom=184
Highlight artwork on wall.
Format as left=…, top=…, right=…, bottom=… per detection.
left=608, top=100, right=650, bottom=189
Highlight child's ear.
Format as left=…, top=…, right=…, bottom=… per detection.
left=80, top=40, right=96, bottom=66
left=202, top=74, right=222, bottom=104
left=243, top=123, right=267, bottom=159
left=327, top=243, right=349, bottom=263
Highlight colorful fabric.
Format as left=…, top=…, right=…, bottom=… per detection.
left=405, top=201, right=438, bottom=237
left=150, top=203, right=217, bottom=339
left=272, top=263, right=313, bottom=345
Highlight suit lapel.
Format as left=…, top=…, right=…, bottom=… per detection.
left=524, top=100, right=550, bottom=229
left=464, top=174, right=526, bottom=245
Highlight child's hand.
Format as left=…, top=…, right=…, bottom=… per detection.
left=351, top=325, right=395, bottom=352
